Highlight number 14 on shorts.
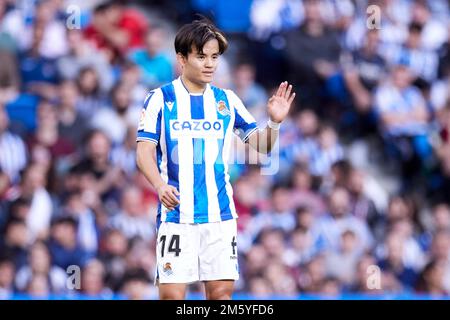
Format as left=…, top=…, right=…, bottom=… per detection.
left=159, top=234, right=181, bottom=257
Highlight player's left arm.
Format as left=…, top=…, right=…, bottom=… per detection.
left=247, top=81, right=296, bottom=153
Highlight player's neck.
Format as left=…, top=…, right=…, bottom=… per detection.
left=180, top=75, right=206, bottom=94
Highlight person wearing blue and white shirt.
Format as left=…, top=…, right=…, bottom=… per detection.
left=136, top=17, right=295, bottom=300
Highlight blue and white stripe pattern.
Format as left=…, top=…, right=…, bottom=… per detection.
left=0, top=131, right=27, bottom=183
left=137, top=77, right=258, bottom=224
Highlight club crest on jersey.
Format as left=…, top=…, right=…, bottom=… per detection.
left=216, top=100, right=230, bottom=116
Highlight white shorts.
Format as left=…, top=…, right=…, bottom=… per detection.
left=155, top=218, right=239, bottom=284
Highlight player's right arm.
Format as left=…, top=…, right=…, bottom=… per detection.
left=135, top=90, right=179, bottom=211
left=136, top=141, right=179, bottom=211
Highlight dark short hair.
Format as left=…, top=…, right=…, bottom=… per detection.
left=51, top=215, right=77, bottom=229
left=174, top=17, right=228, bottom=57
left=408, top=22, right=423, bottom=34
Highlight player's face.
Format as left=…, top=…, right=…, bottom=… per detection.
left=178, top=39, right=220, bottom=87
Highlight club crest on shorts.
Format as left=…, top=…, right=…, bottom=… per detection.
left=216, top=100, right=230, bottom=116
left=163, top=262, right=173, bottom=276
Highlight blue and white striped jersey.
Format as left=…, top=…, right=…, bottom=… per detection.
left=137, top=77, right=258, bottom=224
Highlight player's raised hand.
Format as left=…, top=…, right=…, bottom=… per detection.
left=267, top=81, right=296, bottom=124
left=156, top=183, right=180, bottom=211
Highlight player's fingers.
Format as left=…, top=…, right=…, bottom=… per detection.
left=162, top=193, right=178, bottom=206
left=164, top=196, right=178, bottom=207
left=275, top=82, right=285, bottom=97
left=164, top=200, right=177, bottom=210
left=170, top=186, right=180, bottom=196
left=285, top=84, right=292, bottom=100
left=288, top=92, right=296, bottom=105
left=280, top=81, right=288, bottom=97
left=167, top=192, right=180, bottom=205
left=161, top=199, right=174, bottom=210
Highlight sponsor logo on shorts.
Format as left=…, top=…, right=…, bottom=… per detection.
left=163, top=262, right=173, bottom=276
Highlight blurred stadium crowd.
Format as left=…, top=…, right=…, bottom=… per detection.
left=0, top=0, right=450, bottom=299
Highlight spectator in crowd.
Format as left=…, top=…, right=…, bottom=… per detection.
left=324, top=229, right=362, bottom=286
left=374, top=62, right=432, bottom=186
left=415, top=259, right=449, bottom=295
left=263, top=260, right=297, bottom=296
left=15, top=163, right=53, bottom=241
left=292, top=109, right=320, bottom=164
left=257, top=228, right=287, bottom=263
left=430, top=64, right=449, bottom=113
left=119, top=267, right=156, bottom=300
left=297, top=254, right=327, bottom=293
left=247, top=276, right=273, bottom=298
left=420, top=203, right=450, bottom=251
left=345, top=0, right=408, bottom=51
left=436, top=23, right=450, bottom=79
left=84, top=0, right=148, bottom=63
left=0, top=50, right=19, bottom=104
left=56, top=80, right=90, bottom=148
left=57, top=28, right=114, bottom=93
left=27, top=99, right=76, bottom=162
left=347, top=167, right=380, bottom=229
left=376, top=232, right=419, bottom=290
left=79, top=258, right=113, bottom=298
left=381, top=22, right=439, bottom=84
left=290, top=164, right=326, bottom=216
left=0, top=256, right=15, bottom=299
left=123, top=238, right=155, bottom=284
left=0, top=217, right=30, bottom=269
left=17, top=0, right=68, bottom=59
left=128, top=26, right=174, bottom=89
left=71, top=129, right=123, bottom=209
left=427, top=231, right=450, bottom=293
left=75, top=66, right=107, bottom=118
left=119, top=61, right=148, bottom=112
left=409, top=0, right=448, bottom=51
left=15, top=241, right=67, bottom=294
left=229, top=60, right=268, bottom=122
left=0, top=103, right=27, bottom=183
left=90, top=81, right=136, bottom=145
left=312, top=124, right=345, bottom=177
left=47, top=216, right=91, bottom=270
left=342, top=29, right=385, bottom=135
left=99, top=228, right=128, bottom=291
left=311, top=186, right=374, bottom=253
left=246, top=184, right=296, bottom=240
left=18, top=23, right=60, bottom=100
left=283, top=223, right=318, bottom=267
left=108, top=186, right=154, bottom=241
left=111, top=125, right=138, bottom=178
left=242, top=244, right=268, bottom=280
left=25, top=273, right=50, bottom=298
left=284, top=0, right=341, bottom=109
left=61, top=190, right=99, bottom=256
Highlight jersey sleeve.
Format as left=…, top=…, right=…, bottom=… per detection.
left=227, top=90, right=258, bottom=143
left=136, top=89, right=163, bottom=145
